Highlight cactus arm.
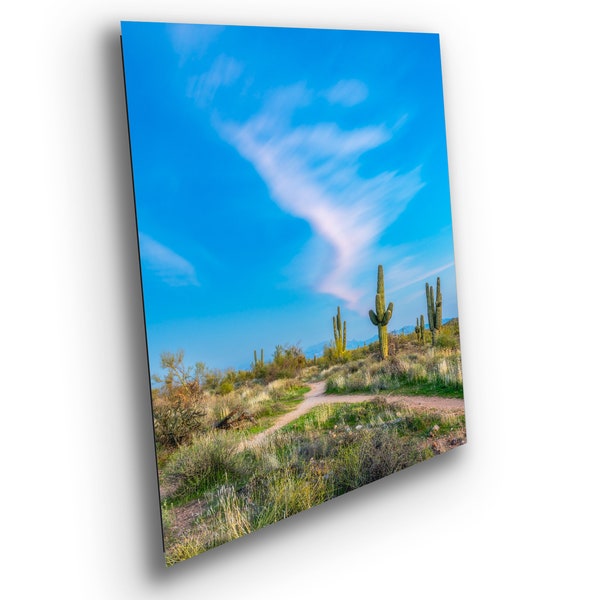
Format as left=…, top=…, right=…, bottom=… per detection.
left=435, top=277, right=442, bottom=330
left=426, top=283, right=435, bottom=332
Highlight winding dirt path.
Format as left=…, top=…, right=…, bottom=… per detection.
left=243, top=381, right=464, bottom=448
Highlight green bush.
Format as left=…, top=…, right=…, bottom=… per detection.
left=218, top=380, right=235, bottom=395
left=264, top=344, right=307, bottom=381
left=436, top=329, right=459, bottom=349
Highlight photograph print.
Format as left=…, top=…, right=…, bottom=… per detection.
left=121, top=21, right=466, bottom=566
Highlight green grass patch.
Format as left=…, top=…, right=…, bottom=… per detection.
left=369, top=380, right=464, bottom=398
left=254, top=385, right=309, bottom=420
left=394, top=410, right=465, bottom=438
left=283, top=400, right=465, bottom=438
left=283, top=400, right=398, bottom=433
left=325, top=375, right=463, bottom=398
left=245, top=385, right=309, bottom=434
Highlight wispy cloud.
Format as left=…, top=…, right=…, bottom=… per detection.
left=167, top=23, right=223, bottom=60
left=215, top=83, right=424, bottom=310
left=387, top=261, right=455, bottom=293
left=138, top=233, right=199, bottom=287
left=187, top=55, right=243, bottom=107
left=324, top=79, right=368, bottom=106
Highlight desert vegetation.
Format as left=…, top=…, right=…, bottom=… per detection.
left=368, top=264, right=394, bottom=358
left=151, top=267, right=466, bottom=566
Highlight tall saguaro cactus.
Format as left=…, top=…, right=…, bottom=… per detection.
left=426, top=277, right=443, bottom=345
left=332, top=306, right=347, bottom=358
left=369, top=265, right=394, bottom=359
left=253, top=348, right=264, bottom=368
left=415, top=315, right=425, bottom=343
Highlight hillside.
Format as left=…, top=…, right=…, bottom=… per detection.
left=303, top=317, right=459, bottom=358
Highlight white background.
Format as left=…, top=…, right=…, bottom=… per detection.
left=2, top=1, right=599, bottom=598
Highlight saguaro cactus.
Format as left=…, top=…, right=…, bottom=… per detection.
left=369, top=265, right=394, bottom=359
left=253, top=348, right=264, bottom=368
left=426, top=277, right=443, bottom=345
left=415, top=315, right=425, bottom=343
left=332, top=306, right=347, bottom=358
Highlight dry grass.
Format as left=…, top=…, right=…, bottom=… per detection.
left=325, top=348, right=463, bottom=396
left=156, top=331, right=465, bottom=566
left=161, top=398, right=466, bottom=565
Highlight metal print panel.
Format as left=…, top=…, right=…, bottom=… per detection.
left=121, top=21, right=466, bottom=566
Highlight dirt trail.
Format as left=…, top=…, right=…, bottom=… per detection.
left=243, top=381, right=464, bottom=449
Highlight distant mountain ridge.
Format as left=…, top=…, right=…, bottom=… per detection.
left=303, top=317, right=457, bottom=358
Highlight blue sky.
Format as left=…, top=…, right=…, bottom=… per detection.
left=121, top=22, right=459, bottom=375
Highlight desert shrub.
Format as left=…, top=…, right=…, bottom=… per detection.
left=201, top=379, right=306, bottom=433
left=203, top=368, right=240, bottom=394
left=251, top=363, right=268, bottom=380
left=249, top=464, right=333, bottom=528
left=152, top=350, right=206, bottom=403
left=153, top=398, right=207, bottom=448
left=218, top=380, right=235, bottom=395
left=322, top=343, right=338, bottom=365
left=348, top=342, right=377, bottom=360
left=325, top=374, right=346, bottom=393
left=436, top=329, right=459, bottom=349
left=263, top=344, right=306, bottom=381
left=211, top=396, right=256, bottom=430
left=386, top=334, right=403, bottom=356
left=330, top=428, right=422, bottom=494
left=321, top=341, right=357, bottom=366
left=162, top=432, right=249, bottom=501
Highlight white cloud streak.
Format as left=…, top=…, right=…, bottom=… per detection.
left=324, top=79, right=368, bottom=106
left=167, top=23, right=223, bottom=60
left=387, top=261, right=455, bottom=293
left=187, top=55, right=243, bottom=107
left=138, top=233, right=199, bottom=287
left=214, top=83, right=424, bottom=310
